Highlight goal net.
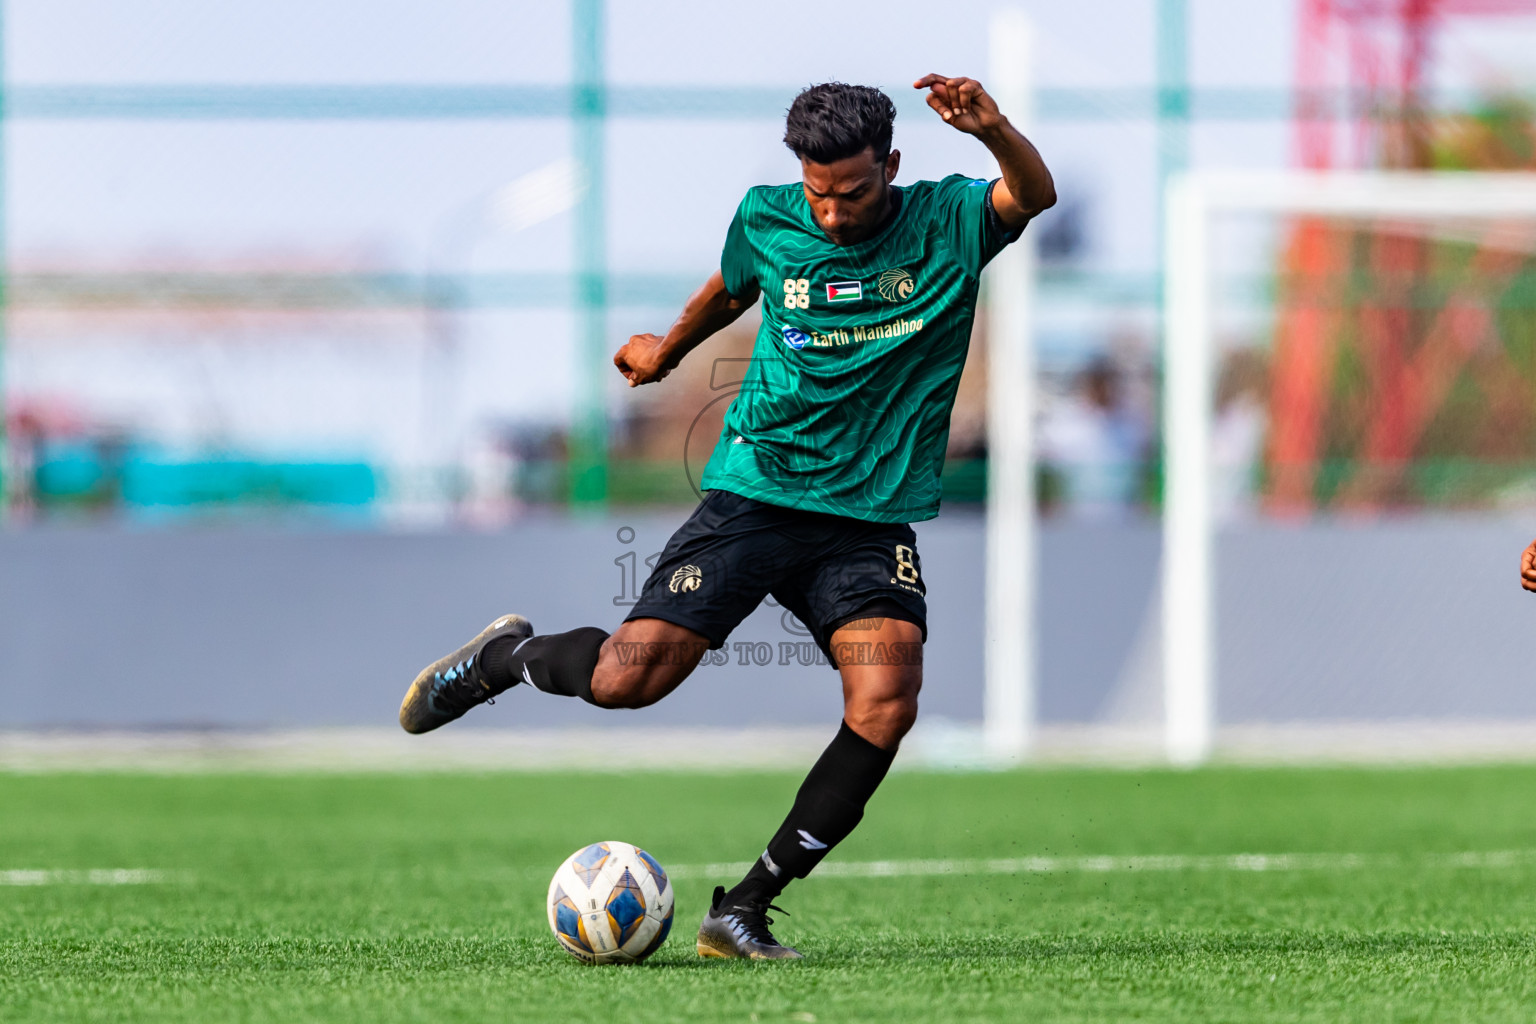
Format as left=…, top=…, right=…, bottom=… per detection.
left=1163, top=171, right=1536, bottom=763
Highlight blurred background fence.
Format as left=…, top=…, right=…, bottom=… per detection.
left=6, top=0, right=1536, bottom=758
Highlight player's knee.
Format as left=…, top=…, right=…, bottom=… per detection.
left=882, top=694, right=920, bottom=740
left=850, top=692, right=919, bottom=749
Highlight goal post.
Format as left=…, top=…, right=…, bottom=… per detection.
left=983, top=9, right=1037, bottom=763
left=1161, top=170, right=1536, bottom=766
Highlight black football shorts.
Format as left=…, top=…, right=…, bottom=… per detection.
left=626, top=489, right=927, bottom=666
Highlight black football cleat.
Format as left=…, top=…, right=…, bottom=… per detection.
left=398, top=614, right=533, bottom=734
left=696, top=885, right=803, bottom=960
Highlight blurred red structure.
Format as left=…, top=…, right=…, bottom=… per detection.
left=1269, top=0, right=1536, bottom=513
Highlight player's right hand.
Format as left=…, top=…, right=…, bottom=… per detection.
left=1521, top=539, right=1536, bottom=592
left=613, top=333, right=673, bottom=388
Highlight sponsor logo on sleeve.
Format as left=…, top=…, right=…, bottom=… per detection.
left=825, top=280, right=862, bottom=303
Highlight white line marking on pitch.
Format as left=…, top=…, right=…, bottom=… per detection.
left=0, top=869, right=185, bottom=886
left=666, top=849, right=1536, bottom=881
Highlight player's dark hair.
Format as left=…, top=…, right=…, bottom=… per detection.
left=783, top=83, right=897, bottom=164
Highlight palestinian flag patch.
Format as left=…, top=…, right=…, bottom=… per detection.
left=825, top=280, right=862, bottom=303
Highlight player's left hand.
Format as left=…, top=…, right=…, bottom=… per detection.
left=1520, top=538, right=1536, bottom=592
left=913, top=74, right=1007, bottom=136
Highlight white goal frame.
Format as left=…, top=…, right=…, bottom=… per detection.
left=1162, top=170, right=1536, bottom=765
left=982, top=9, right=1037, bottom=764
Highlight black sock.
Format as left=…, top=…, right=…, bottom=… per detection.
left=481, top=627, right=608, bottom=704
left=724, top=720, right=897, bottom=905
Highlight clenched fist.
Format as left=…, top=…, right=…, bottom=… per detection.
left=613, top=333, right=675, bottom=388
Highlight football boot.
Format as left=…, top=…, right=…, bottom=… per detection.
left=696, top=885, right=803, bottom=960
left=398, top=614, right=533, bottom=734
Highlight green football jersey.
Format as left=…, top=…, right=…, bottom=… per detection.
left=702, top=173, right=1021, bottom=523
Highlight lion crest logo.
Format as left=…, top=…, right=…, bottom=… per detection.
left=877, top=268, right=915, bottom=302
left=669, top=564, right=703, bottom=594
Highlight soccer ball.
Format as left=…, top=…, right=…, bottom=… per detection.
left=547, top=841, right=675, bottom=964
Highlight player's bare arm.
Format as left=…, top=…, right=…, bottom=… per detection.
left=613, top=271, right=761, bottom=388
left=1520, top=538, right=1536, bottom=592
left=914, top=73, right=1056, bottom=227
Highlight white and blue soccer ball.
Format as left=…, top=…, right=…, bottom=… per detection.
left=546, top=841, right=675, bottom=964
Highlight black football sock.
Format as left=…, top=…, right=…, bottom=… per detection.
left=480, top=627, right=608, bottom=704
left=724, top=720, right=897, bottom=905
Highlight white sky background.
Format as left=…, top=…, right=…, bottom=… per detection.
left=9, top=0, right=1528, bottom=458
left=5, top=0, right=1296, bottom=272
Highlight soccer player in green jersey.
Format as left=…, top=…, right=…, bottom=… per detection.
left=398, top=75, right=1055, bottom=959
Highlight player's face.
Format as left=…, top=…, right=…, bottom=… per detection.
left=800, top=147, right=901, bottom=246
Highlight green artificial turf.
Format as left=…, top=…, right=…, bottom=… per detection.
left=4, top=765, right=1536, bottom=1022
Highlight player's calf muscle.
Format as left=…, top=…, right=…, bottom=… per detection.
left=608, top=638, right=709, bottom=667
left=589, top=649, right=699, bottom=707
left=588, top=660, right=694, bottom=708
left=589, top=621, right=709, bottom=708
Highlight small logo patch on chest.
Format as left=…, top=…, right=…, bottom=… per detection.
left=878, top=269, right=916, bottom=302
left=825, top=280, right=862, bottom=303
